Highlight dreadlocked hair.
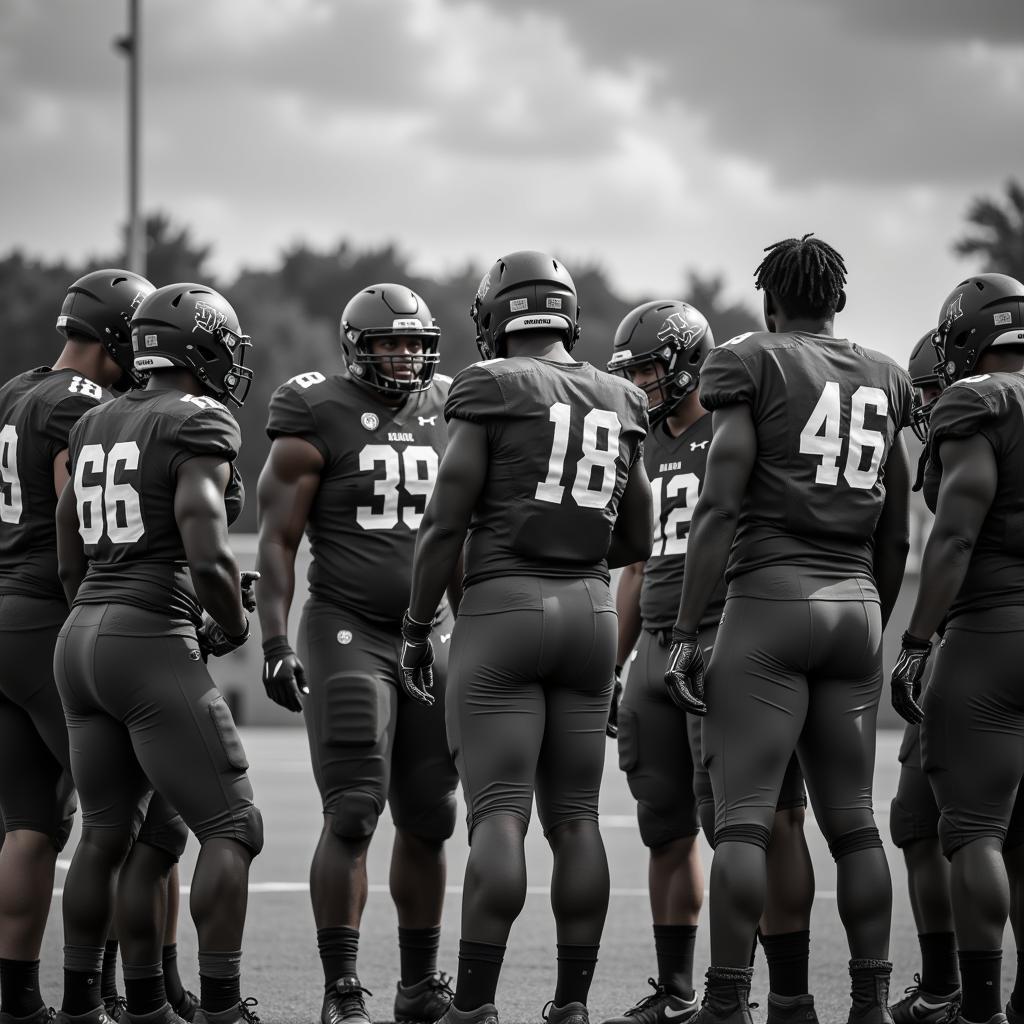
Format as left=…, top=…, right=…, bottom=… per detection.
left=754, top=233, right=847, bottom=319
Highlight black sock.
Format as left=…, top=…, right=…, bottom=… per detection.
left=124, top=967, right=166, bottom=1016
left=958, top=949, right=1002, bottom=1023
left=554, top=944, right=600, bottom=1008
left=198, top=951, right=242, bottom=1015
left=317, top=926, right=360, bottom=991
left=1012, top=950, right=1024, bottom=1014
left=0, top=958, right=44, bottom=1017
left=162, top=944, right=186, bottom=1007
left=398, top=926, right=441, bottom=986
left=653, top=925, right=697, bottom=999
left=101, top=940, right=119, bottom=1004
left=760, top=929, right=810, bottom=997
left=62, top=969, right=104, bottom=1015
left=454, top=940, right=505, bottom=1012
left=919, top=932, right=959, bottom=996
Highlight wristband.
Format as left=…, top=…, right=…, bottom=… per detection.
left=225, top=616, right=250, bottom=645
left=900, top=631, right=931, bottom=651
left=670, top=628, right=699, bottom=645
left=262, top=634, right=291, bottom=657
left=402, top=610, right=433, bottom=643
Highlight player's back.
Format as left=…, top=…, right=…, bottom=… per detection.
left=699, top=331, right=912, bottom=597
left=924, top=371, right=1024, bottom=618
left=445, top=356, right=648, bottom=587
left=69, top=387, right=243, bottom=626
left=0, top=367, right=110, bottom=600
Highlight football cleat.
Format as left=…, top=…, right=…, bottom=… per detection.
left=766, top=994, right=818, bottom=1024
left=171, top=992, right=198, bottom=1024
left=432, top=1002, right=499, bottom=1024
left=599, top=979, right=698, bottom=1024
left=543, top=1001, right=590, bottom=1024
left=54, top=1009, right=116, bottom=1024
left=394, top=972, right=454, bottom=1024
left=119, top=1004, right=189, bottom=1024
left=889, top=977, right=960, bottom=1024
left=321, top=978, right=371, bottom=1024
left=0, top=1007, right=56, bottom=1024
left=190, top=998, right=260, bottom=1024
left=103, top=1001, right=127, bottom=1023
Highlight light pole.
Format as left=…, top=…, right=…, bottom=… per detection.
left=115, top=0, right=144, bottom=276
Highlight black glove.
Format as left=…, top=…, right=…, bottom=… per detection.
left=262, top=635, right=308, bottom=713
left=197, top=615, right=250, bottom=662
left=664, top=629, right=707, bottom=715
left=240, top=571, right=260, bottom=613
left=891, top=631, right=931, bottom=725
left=400, top=611, right=435, bottom=707
left=606, top=665, right=623, bottom=739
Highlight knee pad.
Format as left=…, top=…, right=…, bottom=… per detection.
left=828, top=825, right=882, bottom=861
left=238, top=805, right=265, bottom=857
left=138, top=813, right=190, bottom=862
left=399, top=792, right=457, bottom=844
left=329, top=792, right=380, bottom=841
left=714, top=823, right=771, bottom=850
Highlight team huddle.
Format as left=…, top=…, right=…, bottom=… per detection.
left=0, top=236, right=1022, bottom=1024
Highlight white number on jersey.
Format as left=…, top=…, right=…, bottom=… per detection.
left=356, top=444, right=439, bottom=531
left=0, top=424, right=23, bottom=525
left=288, top=371, right=326, bottom=389
left=536, top=403, right=623, bottom=510
left=74, top=441, right=144, bottom=544
left=68, top=376, right=103, bottom=399
left=650, top=472, right=700, bottom=557
left=799, top=382, right=889, bottom=490
left=179, top=394, right=225, bottom=410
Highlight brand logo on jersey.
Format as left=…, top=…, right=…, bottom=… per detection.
left=418, top=415, right=438, bottom=426
left=690, top=440, right=709, bottom=451
left=360, top=412, right=379, bottom=431
left=188, top=648, right=201, bottom=662
left=388, top=432, right=414, bottom=442
left=193, top=301, right=228, bottom=335
left=337, top=630, right=353, bottom=646
left=658, top=311, right=705, bottom=348
left=945, top=294, right=964, bottom=325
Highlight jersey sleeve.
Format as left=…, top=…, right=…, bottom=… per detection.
left=445, top=364, right=506, bottom=423
left=265, top=378, right=330, bottom=461
left=42, top=392, right=105, bottom=462
left=928, top=379, right=997, bottom=447
left=171, top=405, right=242, bottom=475
left=890, top=366, right=914, bottom=430
left=698, top=346, right=756, bottom=410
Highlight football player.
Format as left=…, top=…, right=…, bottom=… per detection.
left=887, top=332, right=960, bottom=1024
left=54, top=283, right=263, bottom=1024
left=891, top=274, right=1024, bottom=1024
left=402, top=250, right=652, bottom=1024
left=665, top=234, right=913, bottom=1024
left=255, top=285, right=458, bottom=1024
left=603, top=301, right=815, bottom=1024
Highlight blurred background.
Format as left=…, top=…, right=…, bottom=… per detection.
left=2, top=0, right=1022, bottom=724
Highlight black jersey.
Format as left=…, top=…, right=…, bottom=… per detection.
left=640, top=413, right=724, bottom=632
left=699, top=331, right=913, bottom=599
left=924, top=371, right=1024, bottom=620
left=445, top=357, right=648, bottom=588
left=266, top=370, right=450, bottom=625
left=0, top=368, right=110, bottom=600
left=69, top=388, right=244, bottom=626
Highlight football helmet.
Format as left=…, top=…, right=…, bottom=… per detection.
left=933, top=273, right=1024, bottom=386
left=340, top=284, right=440, bottom=396
left=607, top=300, right=714, bottom=423
left=908, top=329, right=942, bottom=443
left=56, top=269, right=155, bottom=389
left=471, top=250, right=579, bottom=360
left=131, top=283, right=253, bottom=406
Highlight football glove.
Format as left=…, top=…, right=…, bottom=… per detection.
left=606, top=665, right=623, bottom=739
left=891, top=631, right=931, bottom=725
left=262, top=635, right=308, bottom=713
left=197, top=615, right=250, bottom=661
left=240, top=570, right=260, bottom=613
left=400, top=611, right=435, bottom=708
left=664, top=629, right=707, bottom=716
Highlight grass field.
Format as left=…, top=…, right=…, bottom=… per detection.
left=36, top=728, right=1017, bottom=1024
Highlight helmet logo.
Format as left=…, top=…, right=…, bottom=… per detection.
left=946, top=294, right=964, bottom=324
left=130, top=291, right=146, bottom=310
left=657, top=312, right=703, bottom=348
left=510, top=297, right=528, bottom=312
left=361, top=412, right=379, bottom=431
left=476, top=272, right=492, bottom=300
left=193, top=301, right=228, bottom=335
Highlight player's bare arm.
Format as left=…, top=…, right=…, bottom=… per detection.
left=673, top=403, right=756, bottom=635
left=871, top=433, right=911, bottom=628
left=175, top=454, right=247, bottom=638
left=607, top=457, right=654, bottom=569
left=53, top=447, right=71, bottom=497
left=615, top=560, right=645, bottom=669
left=55, top=478, right=86, bottom=606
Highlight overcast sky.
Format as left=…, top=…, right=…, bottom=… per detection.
left=3, top=0, right=1022, bottom=361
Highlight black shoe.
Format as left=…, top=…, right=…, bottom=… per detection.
left=0, top=1008, right=56, bottom=1024
left=599, top=979, right=699, bottom=1024
left=321, top=978, right=371, bottom=1024
left=849, top=960, right=894, bottom=1024
left=395, top=973, right=454, bottom=1024
left=543, top=1002, right=590, bottom=1024
left=690, top=968, right=754, bottom=1024
left=120, top=1004, right=189, bottom=1024
left=190, top=999, right=261, bottom=1024
left=55, top=1009, right=117, bottom=1024
left=766, top=994, right=818, bottom=1024
left=433, top=1003, right=499, bottom=1024
left=889, top=976, right=960, bottom=1024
